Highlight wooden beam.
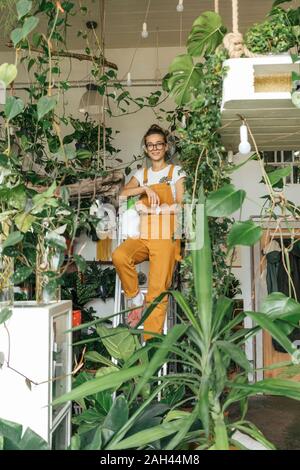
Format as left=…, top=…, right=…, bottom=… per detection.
left=6, top=42, right=118, bottom=70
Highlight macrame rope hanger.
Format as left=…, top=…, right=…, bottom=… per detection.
left=222, top=0, right=255, bottom=59
left=214, top=0, right=219, bottom=15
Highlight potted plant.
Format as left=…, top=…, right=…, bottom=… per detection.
left=245, top=7, right=296, bottom=54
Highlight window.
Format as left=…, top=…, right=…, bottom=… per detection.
left=263, top=150, right=300, bottom=184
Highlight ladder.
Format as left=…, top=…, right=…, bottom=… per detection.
left=112, top=215, right=178, bottom=377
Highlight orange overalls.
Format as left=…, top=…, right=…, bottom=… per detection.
left=112, top=164, right=181, bottom=340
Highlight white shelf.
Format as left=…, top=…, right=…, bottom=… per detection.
left=0, top=301, right=72, bottom=448
left=221, top=55, right=300, bottom=151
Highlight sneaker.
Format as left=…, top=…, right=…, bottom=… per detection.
left=127, top=297, right=145, bottom=328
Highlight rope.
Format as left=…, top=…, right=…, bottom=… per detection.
left=214, top=0, right=219, bottom=14
left=232, top=0, right=239, bottom=34
left=223, top=0, right=256, bottom=58
left=144, top=0, right=151, bottom=22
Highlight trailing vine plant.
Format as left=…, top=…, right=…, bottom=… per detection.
left=164, top=13, right=239, bottom=301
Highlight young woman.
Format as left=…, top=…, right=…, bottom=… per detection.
left=112, top=124, right=186, bottom=340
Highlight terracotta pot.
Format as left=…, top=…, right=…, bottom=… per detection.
left=72, top=309, right=82, bottom=327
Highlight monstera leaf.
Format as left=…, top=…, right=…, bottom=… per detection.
left=167, top=54, right=202, bottom=106
left=187, top=11, right=226, bottom=57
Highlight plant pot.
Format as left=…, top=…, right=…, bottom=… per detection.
left=72, top=310, right=82, bottom=327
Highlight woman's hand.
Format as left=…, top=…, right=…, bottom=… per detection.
left=143, top=186, right=160, bottom=206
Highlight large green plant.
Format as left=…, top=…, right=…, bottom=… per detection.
left=53, top=185, right=300, bottom=450
left=166, top=11, right=234, bottom=302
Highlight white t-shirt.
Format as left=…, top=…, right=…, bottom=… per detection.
left=133, top=164, right=186, bottom=200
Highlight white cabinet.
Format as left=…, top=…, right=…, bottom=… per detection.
left=0, top=301, right=72, bottom=449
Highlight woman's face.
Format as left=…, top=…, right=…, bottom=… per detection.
left=145, top=133, right=167, bottom=162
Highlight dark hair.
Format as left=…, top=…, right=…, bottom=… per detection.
left=143, top=124, right=168, bottom=145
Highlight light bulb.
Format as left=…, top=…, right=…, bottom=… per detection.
left=141, top=22, right=148, bottom=38
left=176, top=0, right=184, bottom=12
left=239, top=141, right=251, bottom=154
left=239, top=123, right=251, bottom=154
left=126, top=72, right=132, bottom=87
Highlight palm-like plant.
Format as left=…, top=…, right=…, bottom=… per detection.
left=53, top=185, right=300, bottom=450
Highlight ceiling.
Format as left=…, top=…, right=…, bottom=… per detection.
left=1, top=0, right=296, bottom=51
left=98, top=0, right=274, bottom=49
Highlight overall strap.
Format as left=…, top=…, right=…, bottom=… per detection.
left=143, top=167, right=148, bottom=185
left=167, top=164, right=175, bottom=181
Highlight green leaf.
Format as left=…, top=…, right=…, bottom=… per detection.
left=18, top=427, right=48, bottom=450
left=11, top=16, right=39, bottom=46
left=107, top=384, right=166, bottom=450
left=232, top=423, right=275, bottom=450
left=165, top=407, right=199, bottom=450
left=17, top=0, right=32, bottom=19
left=291, top=54, right=300, bottom=64
left=261, top=292, right=300, bottom=323
left=212, top=296, right=234, bottom=335
left=21, top=16, right=39, bottom=38
left=96, top=325, right=136, bottom=361
left=84, top=351, right=115, bottom=368
left=265, top=166, right=291, bottom=186
left=14, top=213, right=36, bottom=233
left=216, top=341, right=252, bottom=372
left=4, top=96, right=24, bottom=121
left=0, top=154, right=9, bottom=168
left=169, top=290, right=201, bottom=334
left=0, top=418, right=22, bottom=443
left=229, top=378, right=300, bottom=401
left=292, top=70, right=300, bottom=81
left=168, top=54, right=202, bottom=106
left=95, top=366, right=119, bottom=379
left=0, top=64, right=18, bottom=87
left=227, top=220, right=262, bottom=250
left=2, top=231, right=23, bottom=249
left=73, top=254, right=87, bottom=273
left=247, top=311, right=297, bottom=356
left=52, top=365, right=145, bottom=405
left=190, top=189, right=212, bottom=343
left=102, top=395, right=129, bottom=443
left=206, top=184, right=246, bottom=217
left=12, top=266, right=33, bottom=285
left=111, top=418, right=187, bottom=450
left=81, top=427, right=102, bottom=450
left=187, top=11, right=226, bottom=57
left=131, top=323, right=188, bottom=402
left=272, top=0, right=292, bottom=7
left=11, top=28, right=24, bottom=47
left=37, top=95, right=57, bottom=121
left=0, top=307, right=12, bottom=325
left=225, top=153, right=256, bottom=173
left=8, top=185, right=27, bottom=210
left=76, top=149, right=92, bottom=160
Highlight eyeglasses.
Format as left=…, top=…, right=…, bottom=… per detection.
left=145, top=142, right=166, bottom=151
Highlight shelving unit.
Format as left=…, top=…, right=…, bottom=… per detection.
left=0, top=301, right=72, bottom=449
left=221, top=55, right=300, bottom=151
